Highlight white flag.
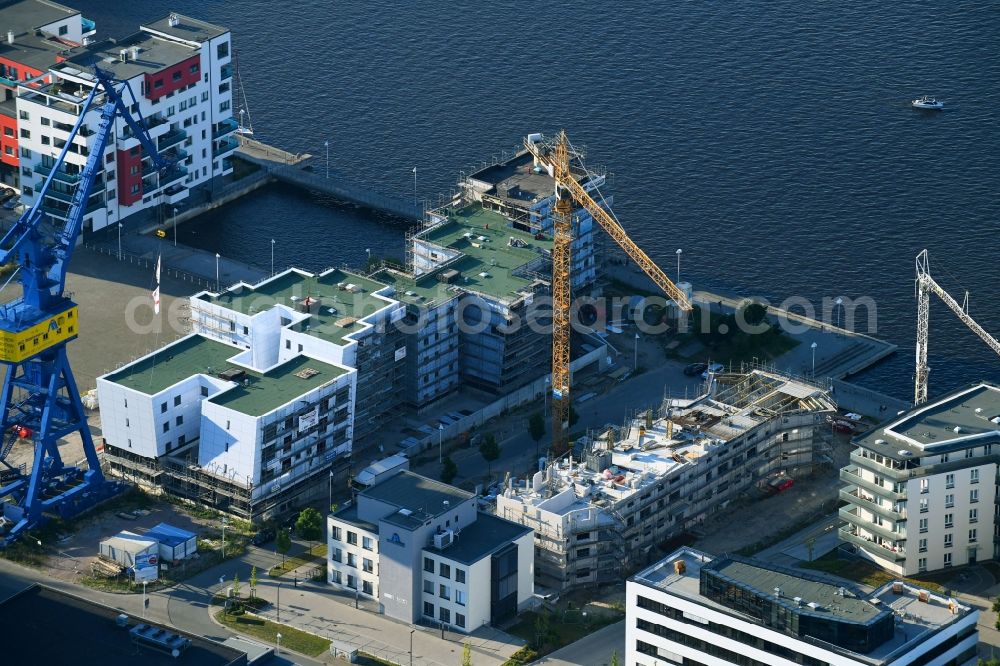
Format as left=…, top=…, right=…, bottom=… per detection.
left=155, top=254, right=161, bottom=284
left=153, top=255, right=161, bottom=314
left=412, top=167, right=417, bottom=174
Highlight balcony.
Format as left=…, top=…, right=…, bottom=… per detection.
left=839, top=525, right=907, bottom=562
left=839, top=506, right=905, bottom=542
left=213, top=136, right=238, bottom=158
left=849, top=451, right=916, bottom=480
left=840, top=467, right=906, bottom=501
left=34, top=163, right=82, bottom=184
left=41, top=200, right=102, bottom=219
left=159, top=167, right=188, bottom=188
left=157, top=128, right=188, bottom=151
left=839, top=488, right=904, bottom=521
left=81, top=17, right=96, bottom=35
left=213, top=117, right=238, bottom=139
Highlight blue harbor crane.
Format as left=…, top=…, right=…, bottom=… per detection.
left=0, top=68, right=181, bottom=546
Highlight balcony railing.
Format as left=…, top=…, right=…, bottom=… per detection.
left=158, top=167, right=188, bottom=188
left=839, top=467, right=906, bottom=501
left=213, top=117, right=238, bottom=139
left=34, top=163, right=82, bottom=184
left=157, top=128, right=188, bottom=151
left=839, top=488, right=904, bottom=521
left=839, top=526, right=907, bottom=562
left=839, top=506, right=905, bottom=542
left=213, top=136, right=238, bottom=157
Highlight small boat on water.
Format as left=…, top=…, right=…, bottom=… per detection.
left=912, top=96, right=944, bottom=110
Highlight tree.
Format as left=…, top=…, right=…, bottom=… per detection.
left=249, top=565, right=257, bottom=599
left=610, top=651, right=620, bottom=666
left=441, top=456, right=458, bottom=484
left=528, top=412, right=545, bottom=447
left=479, top=434, right=501, bottom=477
left=740, top=301, right=768, bottom=328
left=276, top=527, right=292, bottom=566
left=296, top=507, right=324, bottom=550
left=232, top=572, right=241, bottom=599
left=462, top=642, right=473, bottom=666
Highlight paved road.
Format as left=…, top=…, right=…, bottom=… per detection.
left=534, top=620, right=625, bottom=666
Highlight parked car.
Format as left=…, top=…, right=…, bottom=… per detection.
left=683, top=362, right=708, bottom=377
left=0, top=190, right=16, bottom=203
left=3, top=197, right=20, bottom=210
left=252, top=527, right=276, bottom=546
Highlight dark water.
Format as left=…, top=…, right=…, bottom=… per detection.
left=74, top=1, right=1000, bottom=400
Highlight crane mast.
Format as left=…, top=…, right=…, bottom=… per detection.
left=914, top=249, right=1000, bottom=405
left=526, top=132, right=693, bottom=453
left=0, top=68, right=179, bottom=546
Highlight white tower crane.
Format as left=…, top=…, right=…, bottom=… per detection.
left=914, top=249, right=1000, bottom=404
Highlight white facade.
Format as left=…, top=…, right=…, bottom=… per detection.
left=628, top=548, right=979, bottom=666
left=840, top=382, right=1000, bottom=576
left=15, top=13, right=235, bottom=232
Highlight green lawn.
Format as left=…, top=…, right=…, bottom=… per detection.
left=269, top=543, right=327, bottom=577
left=507, top=610, right=622, bottom=660
left=800, top=552, right=943, bottom=592
left=215, top=610, right=330, bottom=657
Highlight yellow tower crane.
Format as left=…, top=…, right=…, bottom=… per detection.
left=525, top=131, right=694, bottom=452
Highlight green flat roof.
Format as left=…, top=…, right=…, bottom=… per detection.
left=105, top=335, right=348, bottom=417
left=371, top=269, right=457, bottom=308
left=417, top=206, right=551, bottom=302
left=199, top=269, right=392, bottom=345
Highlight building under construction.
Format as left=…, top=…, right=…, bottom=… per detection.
left=495, top=369, right=837, bottom=593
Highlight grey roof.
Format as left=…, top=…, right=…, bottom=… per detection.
left=333, top=503, right=379, bottom=533
left=426, top=513, right=531, bottom=565
left=855, top=382, right=1000, bottom=460
left=364, top=470, right=472, bottom=518
left=142, top=14, right=229, bottom=43
left=57, top=31, right=199, bottom=80
left=0, top=0, right=78, bottom=33
left=0, top=32, right=71, bottom=73
left=0, top=584, right=246, bottom=666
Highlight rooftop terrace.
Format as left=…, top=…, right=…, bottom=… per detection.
left=142, top=14, right=229, bottom=42
left=197, top=269, right=394, bottom=346
left=104, top=334, right=348, bottom=416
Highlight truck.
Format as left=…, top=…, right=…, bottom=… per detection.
left=352, top=454, right=410, bottom=490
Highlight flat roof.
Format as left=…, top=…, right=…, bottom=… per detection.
left=0, top=31, right=72, bottom=73
left=332, top=503, right=379, bottom=533
left=57, top=31, right=198, bottom=80
left=0, top=584, right=246, bottom=666
left=0, top=0, right=78, bottom=33
left=198, top=269, right=392, bottom=346
left=426, top=513, right=531, bottom=565
left=365, top=471, right=472, bottom=520
left=104, top=335, right=348, bottom=417
left=469, top=150, right=591, bottom=203
left=855, top=382, right=1000, bottom=459
left=373, top=268, right=461, bottom=309
left=417, top=206, right=550, bottom=301
left=142, top=14, right=229, bottom=42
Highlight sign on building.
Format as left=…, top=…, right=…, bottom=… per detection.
left=298, top=407, right=319, bottom=432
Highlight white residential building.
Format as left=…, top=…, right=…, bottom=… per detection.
left=628, top=548, right=978, bottom=666
left=840, top=382, right=1000, bottom=576
left=497, top=369, right=836, bottom=592
left=15, top=13, right=236, bottom=232
left=327, top=471, right=534, bottom=632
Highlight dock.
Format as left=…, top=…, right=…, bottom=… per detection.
left=236, top=137, right=424, bottom=220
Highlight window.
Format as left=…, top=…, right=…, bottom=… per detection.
left=455, top=590, right=466, bottom=606
left=439, top=584, right=450, bottom=601
left=423, top=602, right=434, bottom=617
left=362, top=536, right=374, bottom=551
left=439, top=563, right=450, bottom=579
left=424, top=557, right=434, bottom=573
left=919, top=498, right=928, bottom=513
left=58, top=25, right=68, bottom=36
left=160, top=401, right=168, bottom=413
left=940, top=453, right=949, bottom=463
left=439, top=607, right=450, bottom=624
left=918, top=538, right=927, bottom=553
left=362, top=580, right=373, bottom=595
left=332, top=527, right=342, bottom=541
left=217, top=41, right=229, bottom=59
left=970, top=489, right=979, bottom=503
left=347, top=553, right=356, bottom=568
left=455, top=569, right=466, bottom=584
left=918, top=557, right=927, bottom=572
left=969, top=528, right=978, bottom=543
left=966, top=448, right=975, bottom=458
left=347, top=531, right=357, bottom=546
left=18, top=110, right=28, bottom=121
left=945, top=473, right=954, bottom=489
left=971, top=468, right=980, bottom=484
left=162, top=421, right=170, bottom=433
left=41, top=136, right=50, bottom=145
left=423, top=580, right=433, bottom=594
left=201, top=386, right=209, bottom=397
left=944, top=552, right=952, bottom=567
left=576, top=547, right=591, bottom=557
left=944, top=534, right=953, bottom=548
left=219, top=100, right=231, bottom=113
left=347, top=574, right=356, bottom=589
left=332, top=548, right=342, bottom=563
left=945, top=493, right=954, bottom=508
left=970, top=508, right=979, bottom=523
left=944, top=513, right=953, bottom=528
left=173, top=70, right=183, bottom=81
left=2, top=127, right=10, bottom=136
left=332, top=570, right=341, bottom=584
left=919, top=478, right=929, bottom=494
left=175, top=415, right=183, bottom=426
left=919, top=518, right=928, bottom=533
left=19, top=128, right=29, bottom=139
left=363, top=558, right=373, bottom=573
left=456, top=613, right=466, bottom=629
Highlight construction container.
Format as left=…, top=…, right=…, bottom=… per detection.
left=99, top=531, right=158, bottom=568
left=145, top=522, right=197, bottom=562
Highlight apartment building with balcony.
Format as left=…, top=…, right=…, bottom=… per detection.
left=496, top=369, right=836, bottom=593
left=628, top=548, right=978, bottom=666
left=839, top=382, right=1000, bottom=576
left=327, top=471, right=533, bottom=632
left=14, top=13, right=236, bottom=231
left=0, top=0, right=96, bottom=185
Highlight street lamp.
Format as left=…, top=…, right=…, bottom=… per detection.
left=215, top=252, right=221, bottom=292
left=324, top=140, right=329, bottom=179
left=543, top=377, right=550, bottom=418
left=438, top=423, right=444, bottom=464
left=634, top=333, right=640, bottom=371
left=365, top=247, right=371, bottom=269
left=270, top=239, right=275, bottom=277
left=276, top=582, right=281, bottom=622
left=412, top=166, right=417, bottom=206
left=117, top=223, right=123, bottom=260
left=142, top=580, right=148, bottom=618
left=276, top=632, right=282, bottom=654
left=328, top=470, right=334, bottom=514
left=835, top=296, right=843, bottom=330
left=409, top=628, right=415, bottom=666
left=172, top=207, right=178, bottom=247
left=221, top=516, right=228, bottom=559
left=811, top=341, right=818, bottom=377
left=675, top=248, right=682, bottom=283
